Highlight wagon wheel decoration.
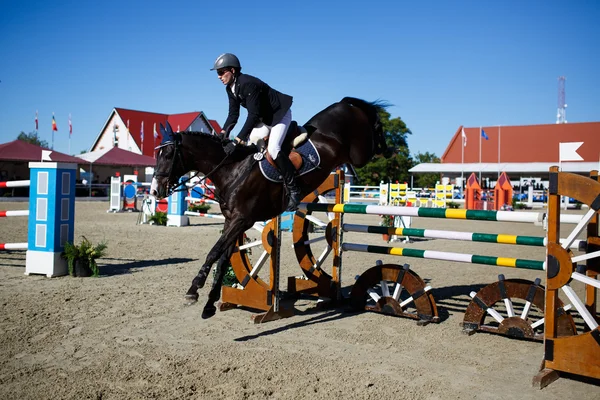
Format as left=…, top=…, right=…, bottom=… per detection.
left=350, top=262, right=439, bottom=324
left=462, top=274, right=577, bottom=340
left=290, top=173, right=340, bottom=299
left=221, top=220, right=276, bottom=312
left=530, top=168, right=600, bottom=386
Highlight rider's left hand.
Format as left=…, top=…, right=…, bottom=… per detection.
left=224, top=141, right=237, bottom=156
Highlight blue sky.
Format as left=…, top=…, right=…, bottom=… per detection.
left=1, top=0, right=598, bottom=157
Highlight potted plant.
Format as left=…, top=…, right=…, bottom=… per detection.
left=380, top=214, right=395, bottom=242
left=62, top=236, right=108, bottom=277
left=189, top=202, right=211, bottom=214
left=149, top=211, right=168, bottom=226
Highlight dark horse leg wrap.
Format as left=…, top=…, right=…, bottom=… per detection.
left=202, top=254, right=230, bottom=319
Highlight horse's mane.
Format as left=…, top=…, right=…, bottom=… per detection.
left=182, top=131, right=256, bottom=159
left=182, top=131, right=224, bottom=143
left=341, top=97, right=391, bottom=114
left=340, top=97, right=391, bottom=155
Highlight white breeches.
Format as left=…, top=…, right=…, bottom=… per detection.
left=248, top=109, right=292, bottom=160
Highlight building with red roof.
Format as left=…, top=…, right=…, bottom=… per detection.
left=91, top=108, right=222, bottom=157
left=0, top=140, right=83, bottom=189
left=410, top=122, right=600, bottom=187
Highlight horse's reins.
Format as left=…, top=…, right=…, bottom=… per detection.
left=155, top=137, right=234, bottom=202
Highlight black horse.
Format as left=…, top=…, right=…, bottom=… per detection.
left=150, top=97, right=388, bottom=318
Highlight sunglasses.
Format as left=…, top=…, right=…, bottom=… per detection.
left=217, top=68, right=231, bottom=76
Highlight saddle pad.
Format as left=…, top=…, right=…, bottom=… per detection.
left=259, top=139, right=320, bottom=183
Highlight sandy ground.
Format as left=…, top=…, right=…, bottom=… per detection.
left=0, top=200, right=598, bottom=400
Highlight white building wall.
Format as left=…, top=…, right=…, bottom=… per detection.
left=93, top=112, right=142, bottom=154
left=189, top=117, right=213, bottom=134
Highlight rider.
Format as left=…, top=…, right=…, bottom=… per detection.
left=211, top=52, right=301, bottom=211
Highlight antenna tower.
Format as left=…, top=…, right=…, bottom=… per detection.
left=556, top=76, right=567, bottom=124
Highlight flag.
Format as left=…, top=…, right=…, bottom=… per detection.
left=153, top=123, right=158, bottom=138
left=481, top=129, right=489, bottom=140
left=41, top=150, right=52, bottom=162
left=52, top=114, right=58, bottom=131
left=461, top=127, right=467, bottom=147
left=140, top=121, right=144, bottom=151
left=69, top=114, right=72, bottom=137
left=559, top=142, right=584, bottom=162
left=35, top=111, right=38, bottom=131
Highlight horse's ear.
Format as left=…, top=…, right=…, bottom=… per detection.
left=166, top=122, right=174, bottom=135
left=160, top=123, right=166, bottom=136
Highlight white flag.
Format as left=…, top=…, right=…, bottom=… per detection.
left=41, top=150, right=52, bottom=162
left=559, top=142, right=583, bottom=162
left=461, top=127, right=467, bottom=147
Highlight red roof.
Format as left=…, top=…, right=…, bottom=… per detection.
left=167, top=112, right=201, bottom=132
left=93, top=147, right=156, bottom=167
left=0, top=140, right=83, bottom=163
left=441, top=122, right=600, bottom=163
left=209, top=119, right=222, bottom=133
left=107, top=108, right=220, bottom=157
left=114, top=108, right=169, bottom=157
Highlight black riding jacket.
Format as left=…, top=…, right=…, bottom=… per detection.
left=222, top=73, right=293, bottom=142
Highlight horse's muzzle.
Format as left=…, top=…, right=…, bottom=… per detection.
left=149, top=177, right=166, bottom=199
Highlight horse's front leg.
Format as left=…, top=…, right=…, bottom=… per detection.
left=185, top=216, right=250, bottom=303
left=201, top=250, right=234, bottom=319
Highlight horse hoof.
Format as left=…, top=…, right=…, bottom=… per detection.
left=184, top=293, right=199, bottom=306
left=202, top=306, right=217, bottom=319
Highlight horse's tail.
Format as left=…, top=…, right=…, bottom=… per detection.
left=340, top=97, right=390, bottom=156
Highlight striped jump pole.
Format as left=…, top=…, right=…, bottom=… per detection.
left=0, top=243, right=28, bottom=250
left=341, top=243, right=545, bottom=271
left=343, top=224, right=547, bottom=246
left=185, top=197, right=219, bottom=205
left=343, top=224, right=585, bottom=250
left=0, top=180, right=30, bottom=188
left=302, top=203, right=543, bottom=223
left=184, top=211, right=225, bottom=219
left=302, top=203, right=585, bottom=225
left=0, top=180, right=30, bottom=252
left=0, top=210, right=30, bottom=217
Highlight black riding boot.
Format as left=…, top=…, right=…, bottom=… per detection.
left=274, top=155, right=302, bottom=211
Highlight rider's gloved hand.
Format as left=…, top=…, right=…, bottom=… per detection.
left=224, top=141, right=237, bottom=156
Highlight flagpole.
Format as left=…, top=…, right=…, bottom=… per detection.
left=461, top=128, right=464, bottom=189
left=51, top=113, right=55, bottom=150
left=479, top=126, right=482, bottom=183
left=68, top=114, right=72, bottom=155
left=497, top=125, right=501, bottom=179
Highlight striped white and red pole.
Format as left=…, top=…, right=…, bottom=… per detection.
left=0, top=210, right=29, bottom=217
left=0, top=243, right=28, bottom=250
left=0, top=180, right=30, bottom=188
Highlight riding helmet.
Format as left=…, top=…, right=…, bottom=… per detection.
left=210, top=53, right=241, bottom=71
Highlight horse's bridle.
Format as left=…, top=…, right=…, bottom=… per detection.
left=153, top=134, right=231, bottom=201
left=154, top=138, right=191, bottom=197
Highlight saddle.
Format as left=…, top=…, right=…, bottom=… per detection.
left=256, top=121, right=311, bottom=171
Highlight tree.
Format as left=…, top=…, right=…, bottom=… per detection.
left=354, top=109, right=413, bottom=186
left=17, top=131, right=49, bottom=148
left=413, top=152, right=441, bottom=189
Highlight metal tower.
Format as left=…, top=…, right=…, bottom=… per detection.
left=556, top=76, right=567, bottom=124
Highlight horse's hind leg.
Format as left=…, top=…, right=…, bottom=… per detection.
left=185, top=217, right=250, bottom=303
left=201, top=251, right=233, bottom=319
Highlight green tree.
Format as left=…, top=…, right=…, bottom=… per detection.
left=354, top=109, right=412, bottom=185
left=17, top=131, right=49, bottom=148
left=413, top=152, right=441, bottom=188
